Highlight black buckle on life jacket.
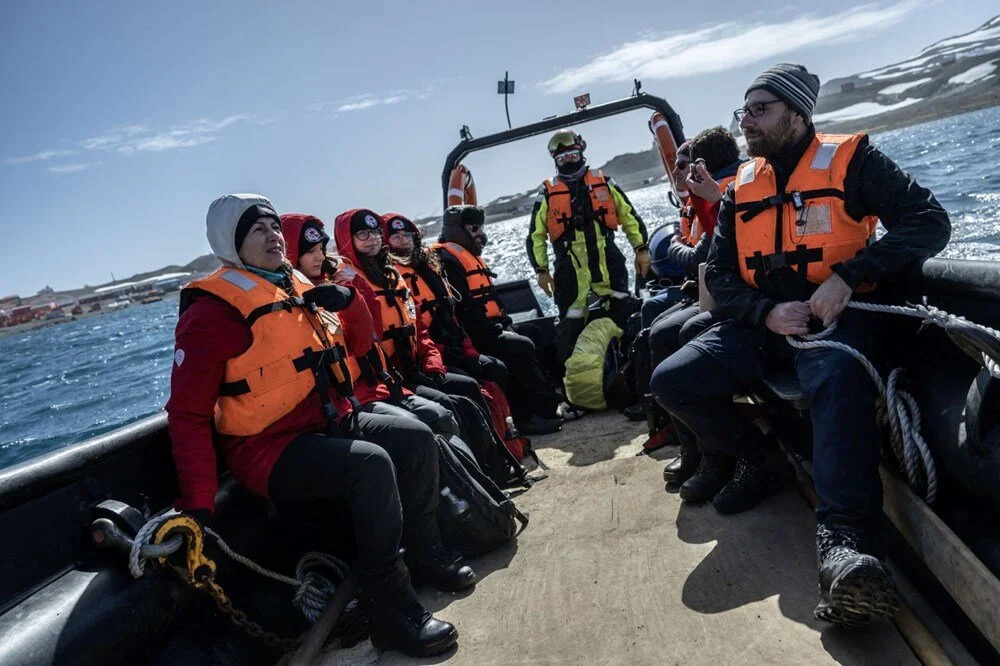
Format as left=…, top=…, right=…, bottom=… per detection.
left=382, top=324, right=416, bottom=340
left=738, top=188, right=845, bottom=223
left=745, top=246, right=824, bottom=273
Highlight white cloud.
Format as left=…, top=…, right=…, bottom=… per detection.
left=4, top=149, right=75, bottom=165
left=311, top=86, right=433, bottom=114
left=540, top=1, right=924, bottom=93
left=47, top=162, right=101, bottom=174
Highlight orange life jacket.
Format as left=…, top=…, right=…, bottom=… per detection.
left=433, top=242, right=505, bottom=320
left=542, top=168, right=619, bottom=243
left=679, top=175, right=734, bottom=246
left=346, top=261, right=418, bottom=360
left=183, top=267, right=355, bottom=437
left=733, top=133, right=877, bottom=290
left=395, top=262, right=457, bottom=332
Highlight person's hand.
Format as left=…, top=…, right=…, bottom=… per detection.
left=303, top=284, right=354, bottom=312
left=537, top=270, right=555, bottom=297
left=686, top=162, right=722, bottom=203
left=634, top=249, right=651, bottom=278
left=809, top=272, right=852, bottom=328
left=421, top=371, right=446, bottom=387
left=680, top=279, right=699, bottom=300
left=332, top=266, right=358, bottom=286
left=765, top=301, right=812, bottom=336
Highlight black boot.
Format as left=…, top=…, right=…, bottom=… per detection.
left=679, top=451, right=733, bottom=503
left=361, top=555, right=458, bottom=657
left=622, top=403, right=645, bottom=422
left=663, top=440, right=701, bottom=485
left=408, top=547, right=477, bottom=592
left=814, top=525, right=900, bottom=628
left=711, top=451, right=783, bottom=514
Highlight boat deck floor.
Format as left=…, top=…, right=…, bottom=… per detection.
left=320, top=411, right=918, bottom=665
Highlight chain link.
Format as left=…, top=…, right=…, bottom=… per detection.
left=201, top=576, right=299, bottom=652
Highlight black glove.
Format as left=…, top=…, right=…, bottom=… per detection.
left=419, top=371, right=446, bottom=387
left=680, top=280, right=699, bottom=300
left=303, top=284, right=354, bottom=312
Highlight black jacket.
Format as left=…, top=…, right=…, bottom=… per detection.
left=706, top=128, right=951, bottom=329
left=437, top=241, right=511, bottom=345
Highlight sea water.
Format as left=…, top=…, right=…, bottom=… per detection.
left=1, top=106, right=999, bottom=469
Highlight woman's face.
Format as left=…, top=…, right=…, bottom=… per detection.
left=298, top=243, right=326, bottom=279
left=238, top=217, right=285, bottom=271
left=353, top=229, right=383, bottom=257
left=387, top=231, right=415, bottom=254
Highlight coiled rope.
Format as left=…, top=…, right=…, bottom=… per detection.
left=129, top=514, right=352, bottom=623
left=785, top=300, right=1000, bottom=505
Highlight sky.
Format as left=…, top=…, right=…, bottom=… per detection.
left=1, top=0, right=997, bottom=296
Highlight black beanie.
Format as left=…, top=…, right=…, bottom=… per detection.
left=746, top=63, right=820, bottom=121
left=386, top=215, right=419, bottom=235
left=350, top=209, right=382, bottom=235
left=235, top=203, right=280, bottom=251
left=298, top=219, right=330, bottom=255
left=443, top=205, right=485, bottom=227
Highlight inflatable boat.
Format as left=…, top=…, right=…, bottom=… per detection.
left=2, top=92, right=999, bottom=664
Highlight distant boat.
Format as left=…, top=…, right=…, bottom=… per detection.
left=105, top=300, right=131, bottom=311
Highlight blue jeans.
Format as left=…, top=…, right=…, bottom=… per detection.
left=651, top=309, right=883, bottom=530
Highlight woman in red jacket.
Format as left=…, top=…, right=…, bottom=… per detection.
left=165, top=194, right=471, bottom=658
left=332, top=209, right=490, bottom=420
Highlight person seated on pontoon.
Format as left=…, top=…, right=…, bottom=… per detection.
left=166, top=194, right=472, bottom=658
left=436, top=205, right=566, bottom=433
left=651, top=63, right=950, bottom=628
left=280, top=212, right=487, bottom=457
left=646, top=126, right=746, bottom=485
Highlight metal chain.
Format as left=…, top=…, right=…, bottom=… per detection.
left=200, top=576, right=299, bottom=652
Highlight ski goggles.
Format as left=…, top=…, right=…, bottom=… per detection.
left=548, top=132, right=580, bottom=154
left=553, top=149, right=583, bottom=166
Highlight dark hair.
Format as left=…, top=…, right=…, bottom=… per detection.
left=690, top=126, right=741, bottom=175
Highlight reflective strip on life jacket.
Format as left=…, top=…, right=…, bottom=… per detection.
left=183, top=267, right=355, bottom=437
left=542, top=168, right=620, bottom=243
left=733, top=133, right=878, bottom=290
left=433, top=241, right=505, bottom=320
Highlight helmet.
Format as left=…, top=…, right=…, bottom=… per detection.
left=548, top=129, right=586, bottom=155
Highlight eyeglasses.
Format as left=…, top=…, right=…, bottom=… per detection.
left=390, top=231, right=416, bottom=240
left=353, top=229, right=379, bottom=241
left=554, top=149, right=582, bottom=166
left=465, top=224, right=484, bottom=233
left=733, top=99, right=783, bottom=122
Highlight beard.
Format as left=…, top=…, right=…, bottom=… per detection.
left=745, top=110, right=797, bottom=160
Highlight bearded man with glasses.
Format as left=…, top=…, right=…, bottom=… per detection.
left=650, top=63, right=950, bottom=628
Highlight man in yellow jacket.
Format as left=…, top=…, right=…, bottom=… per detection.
left=526, top=129, right=650, bottom=374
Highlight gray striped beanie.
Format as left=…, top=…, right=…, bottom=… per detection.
left=746, top=63, right=820, bottom=121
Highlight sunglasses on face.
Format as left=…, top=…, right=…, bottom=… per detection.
left=554, top=149, right=583, bottom=166
left=353, top=229, right=379, bottom=241
left=465, top=224, right=484, bottom=234
left=733, top=99, right=783, bottom=122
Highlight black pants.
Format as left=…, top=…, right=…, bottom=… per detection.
left=449, top=354, right=509, bottom=390
left=266, top=411, right=440, bottom=571
left=651, top=310, right=883, bottom=530
left=474, top=330, right=559, bottom=421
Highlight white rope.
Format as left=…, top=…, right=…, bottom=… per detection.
left=128, top=515, right=353, bottom=624
left=784, top=299, right=1000, bottom=503
left=785, top=302, right=936, bottom=504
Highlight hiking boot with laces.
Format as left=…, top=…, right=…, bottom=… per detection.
left=408, top=548, right=477, bottom=592
left=663, top=440, right=701, bottom=485
left=361, top=556, right=458, bottom=657
left=711, top=451, right=783, bottom=514
left=814, top=525, right=900, bottom=628
left=679, top=451, right=733, bottom=503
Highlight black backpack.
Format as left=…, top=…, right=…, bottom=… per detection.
left=435, top=434, right=528, bottom=558
left=446, top=394, right=531, bottom=489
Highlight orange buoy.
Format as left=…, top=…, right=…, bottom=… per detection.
left=649, top=112, right=682, bottom=200
left=446, top=164, right=478, bottom=207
